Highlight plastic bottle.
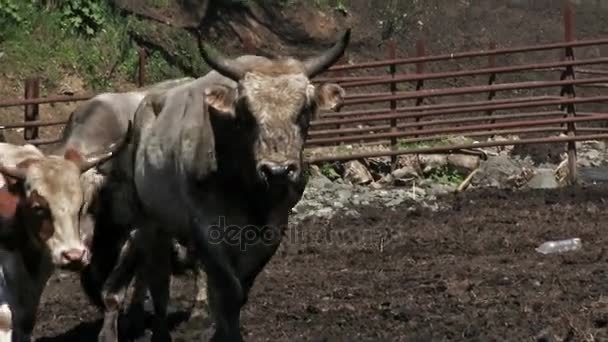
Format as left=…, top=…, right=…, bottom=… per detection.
left=535, top=238, right=582, bottom=254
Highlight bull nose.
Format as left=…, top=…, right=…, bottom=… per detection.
left=61, top=248, right=88, bottom=267
left=259, top=162, right=298, bottom=181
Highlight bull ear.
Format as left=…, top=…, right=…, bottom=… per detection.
left=27, top=190, right=54, bottom=241
left=316, top=83, right=346, bottom=112
left=204, top=85, right=237, bottom=117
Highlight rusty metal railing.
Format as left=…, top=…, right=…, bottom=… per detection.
left=1, top=0, right=607, bottom=185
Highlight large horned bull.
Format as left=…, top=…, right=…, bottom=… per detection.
left=95, top=29, right=351, bottom=342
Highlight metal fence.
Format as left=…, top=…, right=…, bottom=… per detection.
left=1, top=0, right=607, bottom=183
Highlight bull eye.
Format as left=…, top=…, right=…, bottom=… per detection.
left=29, top=201, right=49, bottom=218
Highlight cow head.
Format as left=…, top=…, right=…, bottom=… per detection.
left=0, top=123, right=131, bottom=269
left=198, top=29, right=350, bottom=187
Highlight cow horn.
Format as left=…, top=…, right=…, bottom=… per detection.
left=197, top=30, right=245, bottom=81
left=78, top=120, right=133, bottom=173
left=0, top=163, right=27, bottom=181
left=303, top=28, right=351, bottom=78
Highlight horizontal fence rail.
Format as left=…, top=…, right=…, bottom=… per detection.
left=1, top=0, right=607, bottom=185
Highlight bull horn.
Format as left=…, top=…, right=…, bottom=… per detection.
left=78, top=120, right=133, bottom=173
left=197, top=30, right=245, bottom=81
left=0, top=163, right=27, bottom=181
left=303, top=28, right=351, bottom=78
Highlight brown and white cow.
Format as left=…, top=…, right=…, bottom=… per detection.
left=92, top=29, right=350, bottom=341
left=0, top=129, right=130, bottom=341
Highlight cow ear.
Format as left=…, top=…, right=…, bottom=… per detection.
left=316, top=83, right=345, bottom=112
left=204, top=85, right=237, bottom=117
left=27, top=190, right=53, bottom=241
left=1, top=159, right=35, bottom=185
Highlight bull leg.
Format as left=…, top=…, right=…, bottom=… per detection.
left=98, top=230, right=141, bottom=342
left=125, top=271, right=148, bottom=340
left=189, top=216, right=244, bottom=341
left=206, top=276, right=243, bottom=342
left=141, top=228, right=172, bottom=342
left=191, top=264, right=209, bottom=319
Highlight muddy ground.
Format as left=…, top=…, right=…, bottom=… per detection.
left=32, top=184, right=608, bottom=341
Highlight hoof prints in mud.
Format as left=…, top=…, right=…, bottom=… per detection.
left=33, top=184, right=608, bottom=341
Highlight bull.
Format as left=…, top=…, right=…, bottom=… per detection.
left=0, top=133, right=129, bottom=341
left=42, top=79, right=207, bottom=335
left=94, top=28, right=351, bottom=341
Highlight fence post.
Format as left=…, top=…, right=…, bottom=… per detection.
left=486, top=41, right=497, bottom=124
left=414, top=37, right=426, bottom=133
left=335, top=53, right=347, bottom=140
left=138, top=47, right=147, bottom=87
left=387, top=39, right=398, bottom=170
left=24, top=77, right=40, bottom=141
left=561, top=0, right=578, bottom=184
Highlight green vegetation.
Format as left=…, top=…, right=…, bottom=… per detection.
left=313, top=0, right=348, bottom=14
left=427, top=166, right=465, bottom=186
left=0, top=0, right=193, bottom=92
left=319, top=162, right=341, bottom=180
left=397, top=138, right=450, bottom=150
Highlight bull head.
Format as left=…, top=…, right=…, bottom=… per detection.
left=197, top=30, right=350, bottom=187
left=0, top=121, right=132, bottom=269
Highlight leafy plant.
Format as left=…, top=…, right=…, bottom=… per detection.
left=319, top=162, right=340, bottom=180
left=427, top=166, right=465, bottom=186
left=58, top=0, right=106, bottom=37
left=0, top=0, right=32, bottom=39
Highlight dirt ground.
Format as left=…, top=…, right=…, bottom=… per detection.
left=32, top=184, right=608, bottom=341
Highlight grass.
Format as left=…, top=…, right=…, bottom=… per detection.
left=427, top=166, right=466, bottom=186
left=0, top=1, right=196, bottom=92
left=397, top=138, right=450, bottom=150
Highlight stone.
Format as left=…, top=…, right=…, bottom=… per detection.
left=308, top=174, right=333, bottom=189
left=526, top=168, right=560, bottom=189
left=315, top=207, right=334, bottom=218
left=391, top=165, right=419, bottom=179
left=447, top=154, right=480, bottom=173
left=417, top=154, right=448, bottom=174
left=425, top=183, right=456, bottom=196
left=471, top=155, right=532, bottom=189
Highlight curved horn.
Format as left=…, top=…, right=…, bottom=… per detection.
left=303, top=28, right=351, bottom=78
left=0, top=163, right=27, bottom=181
left=197, top=30, right=245, bottom=81
left=78, top=120, right=133, bottom=173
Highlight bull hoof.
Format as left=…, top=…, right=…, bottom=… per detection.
left=97, top=330, right=118, bottom=342
left=151, top=328, right=171, bottom=342
left=126, top=303, right=146, bottom=339
left=210, top=333, right=243, bottom=342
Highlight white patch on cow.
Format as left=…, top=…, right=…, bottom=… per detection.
left=0, top=174, right=5, bottom=189
left=0, top=267, right=11, bottom=341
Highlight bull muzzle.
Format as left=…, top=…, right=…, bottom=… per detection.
left=257, top=161, right=300, bottom=184
left=59, top=247, right=90, bottom=270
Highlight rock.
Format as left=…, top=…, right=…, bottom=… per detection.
left=336, top=189, right=352, bottom=202
left=308, top=175, right=333, bottom=189
left=391, top=165, right=419, bottom=179
left=471, top=155, right=532, bottom=189
left=377, top=174, right=394, bottom=185
left=447, top=154, right=480, bottom=173
left=425, top=183, right=456, bottom=196
left=315, top=207, right=334, bottom=218
left=343, top=160, right=373, bottom=185
left=417, top=154, right=448, bottom=174
left=526, top=168, right=560, bottom=189
left=308, top=165, right=324, bottom=178
left=369, top=182, right=383, bottom=190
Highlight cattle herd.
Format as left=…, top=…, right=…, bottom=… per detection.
left=0, top=29, right=351, bottom=341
